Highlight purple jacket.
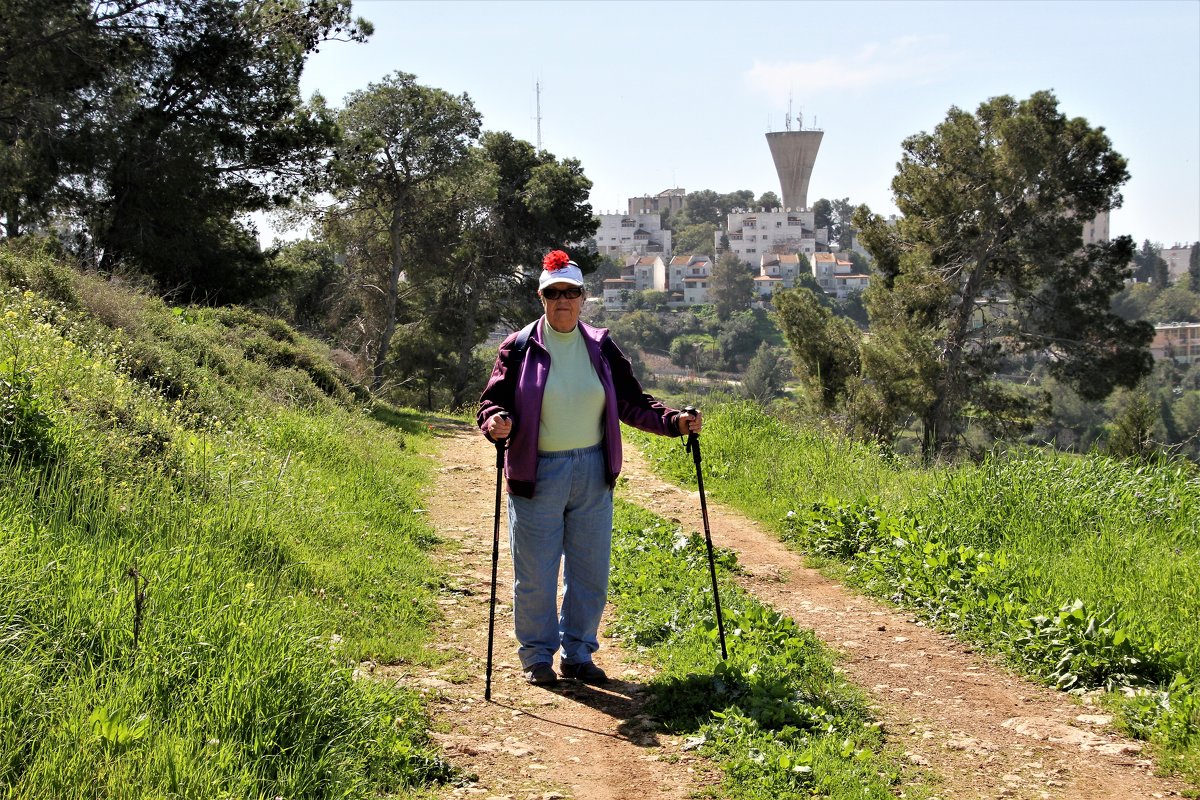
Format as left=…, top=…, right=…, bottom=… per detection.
left=477, top=317, right=684, bottom=498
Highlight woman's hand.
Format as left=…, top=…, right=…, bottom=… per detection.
left=486, top=413, right=512, bottom=440
left=677, top=408, right=702, bottom=436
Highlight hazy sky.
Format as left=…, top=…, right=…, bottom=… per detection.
left=295, top=0, right=1200, bottom=247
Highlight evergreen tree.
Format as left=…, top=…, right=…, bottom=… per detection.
left=742, top=342, right=786, bottom=404
left=851, top=91, right=1152, bottom=459
left=326, top=71, right=484, bottom=390
left=811, top=197, right=856, bottom=250
left=1189, top=241, right=1200, bottom=294
left=709, top=251, right=754, bottom=321
left=323, top=77, right=593, bottom=401
left=2, top=0, right=371, bottom=302
left=773, top=287, right=861, bottom=408
left=673, top=221, right=716, bottom=257
left=756, top=191, right=780, bottom=211
left=1132, top=239, right=1167, bottom=285
left=1105, top=389, right=1158, bottom=460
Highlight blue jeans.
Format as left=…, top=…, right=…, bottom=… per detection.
left=507, top=443, right=613, bottom=670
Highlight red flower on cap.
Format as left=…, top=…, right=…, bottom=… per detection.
left=543, top=250, right=571, bottom=271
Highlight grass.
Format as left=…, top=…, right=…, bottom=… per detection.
left=633, top=401, right=1200, bottom=786
left=606, top=500, right=929, bottom=800
left=0, top=245, right=455, bottom=797
left=7, top=233, right=1195, bottom=795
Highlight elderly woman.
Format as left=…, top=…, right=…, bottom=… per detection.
left=478, top=250, right=701, bottom=686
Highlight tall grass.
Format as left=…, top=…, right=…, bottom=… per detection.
left=636, top=401, right=941, bottom=519
left=633, top=401, right=1200, bottom=781
left=1, top=256, right=453, bottom=796
left=917, top=454, right=1200, bottom=673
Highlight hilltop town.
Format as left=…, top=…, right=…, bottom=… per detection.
left=582, top=127, right=1199, bottom=372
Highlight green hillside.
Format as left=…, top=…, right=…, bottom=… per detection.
left=1, top=242, right=453, bottom=797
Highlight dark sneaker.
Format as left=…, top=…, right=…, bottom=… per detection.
left=560, top=660, right=608, bottom=685
left=523, top=662, right=558, bottom=686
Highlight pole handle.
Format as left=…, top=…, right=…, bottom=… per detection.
left=682, top=405, right=700, bottom=463
left=494, top=412, right=509, bottom=465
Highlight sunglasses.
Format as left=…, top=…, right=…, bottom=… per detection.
left=542, top=286, right=582, bottom=300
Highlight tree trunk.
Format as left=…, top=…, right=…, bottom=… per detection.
left=3, top=204, right=20, bottom=238
left=923, top=255, right=991, bottom=459
left=448, top=291, right=480, bottom=410
left=921, top=399, right=946, bottom=463
left=372, top=211, right=405, bottom=391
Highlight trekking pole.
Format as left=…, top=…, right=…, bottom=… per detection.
left=485, top=412, right=508, bottom=701
left=683, top=406, right=728, bottom=661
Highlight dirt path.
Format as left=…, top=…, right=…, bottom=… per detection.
left=413, top=422, right=1188, bottom=799
left=409, top=424, right=718, bottom=800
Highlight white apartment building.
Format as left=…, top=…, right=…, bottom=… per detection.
left=623, top=254, right=667, bottom=291
left=667, top=255, right=711, bottom=308
left=716, top=209, right=824, bottom=267
left=593, top=212, right=672, bottom=257
left=682, top=275, right=711, bottom=306
left=754, top=253, right=807, bottom=299
left=1152, top=322, right=1200, bottom=364
left=832, top=272, right=870, bottom=298
left=1081, top=210, right=1110, bottom=247
left=812, top=252, right=870, bottom=298
left=1162, top=244, right=1196, bottom=284
left=600, top=255, right=667, bottom=311
left=764, top=253, right=804, bottom=286
left=601, top=277, right=637, bottom=311
left=754, top=274, right=781, bottom=299
left=668, top=254, right=711, bottom=291
left=811, top=252, right=837, bottom=292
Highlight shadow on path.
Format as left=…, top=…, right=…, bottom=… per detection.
left=491, top=677, right=665, bottom=745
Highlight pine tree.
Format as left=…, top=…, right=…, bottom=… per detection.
left=851, top=91, right=1153, bottom=459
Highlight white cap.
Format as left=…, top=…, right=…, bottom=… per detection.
left=538, top=250, right=585, bottom=292
left=538, top=262, right=584, bottom=292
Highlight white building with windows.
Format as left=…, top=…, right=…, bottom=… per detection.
left=1152, top=322, right=1200, bottom=364
left=593, top=212, right=672, bottom=257
left=717, top=209, right=823, bottom=266
left=683, top=276, right=711, bottom=306
left=664, top=254, right=709, bottom=307
left=600, top=255, right=667, bottom=310
left=754, top=274, right=781, bottom=299
left=812, top=252, right=870, bottom=298
left=812, top=252, right=837, bottom=292
left=754, top=253, right=807, bottom=298
left=601, top=277, right=637, bottom=311
left=668, top=254, right=711, bottom=291
left=624, top=254, right=667, bottom=291
left=1081, top=210, right=1110, bottom=247
left=765, top=253, right=805, bottom=286
left=1162, top=244, right=1196, bottom=284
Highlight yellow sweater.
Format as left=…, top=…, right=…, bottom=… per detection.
left=538, top=319, right=605, bottom=452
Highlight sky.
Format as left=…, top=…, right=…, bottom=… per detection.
left=291, top=0, right=1200, bottom=248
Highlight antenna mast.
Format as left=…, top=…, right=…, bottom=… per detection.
left=535, top=80, right=543, bottom=149
left=785, top=91, right=793, bottom=132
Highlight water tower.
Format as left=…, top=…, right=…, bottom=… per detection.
left=765, top=103, right=822, bottom=211
left=766, top=131, right=822, bottom=212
